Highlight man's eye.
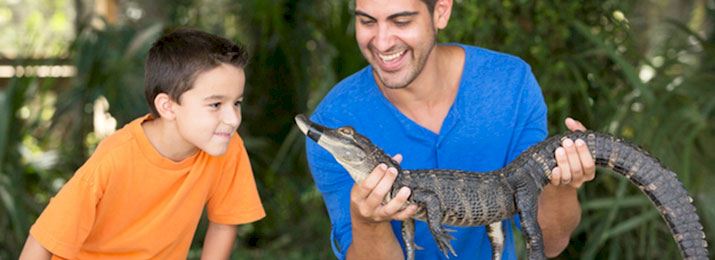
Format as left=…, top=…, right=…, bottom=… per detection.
left=395, top=20, right=410, bottom=26
left=359, top=19, right=374, bottom=25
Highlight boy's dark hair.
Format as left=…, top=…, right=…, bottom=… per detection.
left=144, top=29, right=248, bottom=118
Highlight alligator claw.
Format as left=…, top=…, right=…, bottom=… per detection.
left=415, top=244, right=424, bottom=250
left=435, top=228, right=457, bottom=258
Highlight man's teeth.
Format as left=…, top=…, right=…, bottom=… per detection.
left=379, top=51, right=404, bottom=62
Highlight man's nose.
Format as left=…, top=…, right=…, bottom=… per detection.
left=373, top=23, right=395, bottom=52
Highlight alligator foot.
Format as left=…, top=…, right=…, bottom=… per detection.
left=433, top=227, right=457, bottom=258
left=413, top=190, right=458, bottom=258
left=402, top=218, right=423, bottom=260
left=486, top=221, right=506, bottom=260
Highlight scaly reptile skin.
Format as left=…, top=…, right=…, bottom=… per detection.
left=295, top=114, right=709, bottom=260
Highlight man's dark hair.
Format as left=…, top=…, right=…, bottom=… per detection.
left=144, top=29, right=248, bottom=118
left=351, top=0, right=438, bottom=15
left=421, top=0, right=437, bottom=14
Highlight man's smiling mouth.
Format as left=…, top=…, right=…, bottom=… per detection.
left=378, top=50, right=406, bottom=62
left=375, top=49, right=408, bottom=72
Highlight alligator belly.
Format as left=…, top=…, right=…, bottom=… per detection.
left=439, top=182, right=517, bottom=227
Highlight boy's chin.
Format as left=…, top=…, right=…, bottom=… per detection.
left=203, top=146, right=229, bottom=157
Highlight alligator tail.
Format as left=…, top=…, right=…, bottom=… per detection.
left=546, top=130, right=709, bottom=259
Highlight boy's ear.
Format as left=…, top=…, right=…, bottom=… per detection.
left=433, top=0, right=453, bottom=29
left=154, top=93, right=176, bottom=120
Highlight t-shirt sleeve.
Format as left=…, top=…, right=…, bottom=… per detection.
left=507, top=64, right=548, bottom=163
left=206, top=134, right=265, bottom=225
left=305, top=112, right=356, bottom=260
left=29, top=161, right=106, bottom=259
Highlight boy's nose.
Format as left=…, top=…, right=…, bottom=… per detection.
left=222, top=107, right=240, bottom=127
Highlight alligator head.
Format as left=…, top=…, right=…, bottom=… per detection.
left=295, top=114, right=395, bottom=183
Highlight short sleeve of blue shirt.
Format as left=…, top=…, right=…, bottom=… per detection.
left=305, top=44, right=547, bottom=260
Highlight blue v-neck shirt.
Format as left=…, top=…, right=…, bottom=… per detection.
left=306, top=44, right=548, bottom=260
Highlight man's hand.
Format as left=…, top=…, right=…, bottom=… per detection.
left=347, top=154, right=417, bottom=259
left=350, top=154, right=417, bottom=224
left=540, top=118, right=595, bottom=256
left=551, top=118, right=596, bottom=188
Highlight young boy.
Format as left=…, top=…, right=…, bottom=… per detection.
left=19, top=29, right=265, bottom=259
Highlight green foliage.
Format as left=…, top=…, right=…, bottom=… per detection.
left=0, top=0, right=74, bottom=57
left=1, top=0, right=713, bottom=259
left=0, top=75, right=33, bottom=259
left=49, top=20, right=160, bottom=171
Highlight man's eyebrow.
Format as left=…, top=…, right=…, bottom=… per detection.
left=354, top=10, right=375, bottom=20
left=387, top=11, right=418, bottom=20
left=354, top=11, right=418, bottom=20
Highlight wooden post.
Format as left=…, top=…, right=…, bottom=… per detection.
left=94, top=0, right=118, bottom=25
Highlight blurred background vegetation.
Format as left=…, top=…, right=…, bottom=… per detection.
left=0, top=0, right=713, bottom=259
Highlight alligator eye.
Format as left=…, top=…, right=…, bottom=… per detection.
left=339, top=127, right=354, bottom=135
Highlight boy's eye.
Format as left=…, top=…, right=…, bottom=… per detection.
left=209, top=103, right=220, bottom=108
left=234, top=100, right=243, bottom=107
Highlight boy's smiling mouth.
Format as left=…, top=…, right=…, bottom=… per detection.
left=214, top=132, right=233, bottom=138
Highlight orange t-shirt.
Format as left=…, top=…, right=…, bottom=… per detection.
left=30, top=114, right=265, bottom=259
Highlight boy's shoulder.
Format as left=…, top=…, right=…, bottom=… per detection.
left=77, top=115, right=149, bottom=175
left=65, top=115, right=147, bottom=187
left=92, top=115, right=147, bottom=158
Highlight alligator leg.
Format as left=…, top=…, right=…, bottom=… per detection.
left=411, top=190, right=457, bottom=258
left=402, top=218, right=423, bottom=260
left=486, top=221, right=505, bottom=260
left=515, top=184, right=547, bottom=260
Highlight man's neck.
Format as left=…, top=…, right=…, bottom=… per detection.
left=378, top=44, right=465, bottom=134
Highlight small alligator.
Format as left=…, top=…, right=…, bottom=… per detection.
left=295, top=114, right=709, bottom=260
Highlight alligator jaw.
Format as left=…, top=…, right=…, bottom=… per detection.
left=295, top=114, right=325, bottom=143
left=294, top=114, right=374, bottom=183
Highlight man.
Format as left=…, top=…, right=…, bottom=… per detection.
left=305, top=0, right=595, bottom=259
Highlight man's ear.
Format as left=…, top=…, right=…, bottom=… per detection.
left=433, top=0, right=453, bottom=30
left=154, top=93, right=177, bottom=120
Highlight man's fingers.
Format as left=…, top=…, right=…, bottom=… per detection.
left=551, top=167, right=562, bottom=186
left=392, top=205, right=418, bottom=221
left=565, top=117, right=587, bottom=132
left=379, top=187, right=411, bottom=215
left=392, top=154, right=403, bottom=164
left=563, top=139, right=583, bottom=181
left=382, top=187, right=417, bottom=221
left=575, top=139, right=596, bottom=180
left=555, top=147, right=572, bottom=184
left=560, top=117, right=595, bottom=188
left=354, top=164, right=388, bottom=200
left=364, top=167, right=398, bottom=210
